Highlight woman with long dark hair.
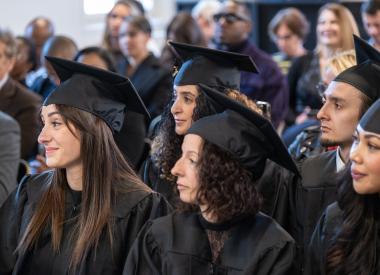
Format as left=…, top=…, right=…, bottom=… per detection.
left=141, top=41, right=262, bottom=206
left=125, top=84, right=296, bottom=274
left=0, top=57, right=170, bottom=274
left=306, top=98, right=380, bottom=275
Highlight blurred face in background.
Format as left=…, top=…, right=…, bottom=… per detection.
left=108, top=3, right=131, bottom=37
left=118, top=21, right=150, bottom=59
left=213, top=2, right=251, bottom=45
left=317, top=9, right=341, bottom=49
left=362, top=11, right=380, bottom=48
left=0, top=41, right=15, bottom=80
left=274, top=23, right=303, bottom=57
left=76, top=53, right=108, bottom=70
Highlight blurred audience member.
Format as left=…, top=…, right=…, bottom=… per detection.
left=0, top=111, right=20, bottom=207
left=268, top=8, right=309, bottom=75
left=29, top=35, right=78, bottom=99
left=160, top=12, right=206, bottom=67
left=74, top=46, right=117, bottom=72
left=0, top=28, right=42, bottom=160
left=24, top=17, right=54, bottom=69
left=10, top=36, right=36, bottom=86
left=119, top=15, right=172, bottom=118
left=191, top=0, right=222, bottom=46
left=101, top=0, right=143, bottom=69
left=361, top=0, right=380, bottom=51
left=213, top=0, right=288, bottom=129
left=287, top=3, right=359, bottom=126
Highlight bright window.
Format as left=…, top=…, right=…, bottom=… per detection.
left=83, top=0, right=153, bottom=15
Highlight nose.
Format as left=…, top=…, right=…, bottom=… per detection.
left=171, top=157, right=183, bottom=177
left=349, top=141, right=363, bottom=164
left=171, top=97, right=182, bottom=116
left=317, top=102, right=329, bottom=122
left=37, top=125, right=50, bottom=145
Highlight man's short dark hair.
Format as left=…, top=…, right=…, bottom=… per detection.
left=361, top=0, right=380, bottom=15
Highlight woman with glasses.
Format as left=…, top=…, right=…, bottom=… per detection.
left=306, top=98, right=380, bottom=275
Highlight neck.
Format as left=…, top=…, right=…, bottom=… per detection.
left=338, top=144, right=351, bottom=164
left=66, top=164, right=83, bottom=191
left=129, top=50, right=149, bottom=67
left=291, top=44, right=307, bottom=58
left=200, top=204, right=217, bottom=223
left=319, top=45, right=338, bottom=59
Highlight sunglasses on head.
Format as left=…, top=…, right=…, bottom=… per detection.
left=213, top=12, right=248, bottom=24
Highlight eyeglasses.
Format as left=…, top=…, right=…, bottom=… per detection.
left=213, top=12, right=249, bottom=24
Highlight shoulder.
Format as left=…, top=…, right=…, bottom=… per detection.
left=0, top=112, right=20, bottom=131
left=13, top=79, right=42, bottom=104
left=113, top=187, right=171, bottom=218
left=254, top=213, right=295, bottom=245
left=300, top=150, right=336, bottom=170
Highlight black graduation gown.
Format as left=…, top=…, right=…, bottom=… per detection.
left=123, top=212, right=296, bottom=275
left=304, top=202, right=342, bottom=275
left=139, top=156, right=179, bottom=207
left=118, top=53, right=173, bottom=119
left=307, top=202, right=380, bottom=275
left=0, top=171, right=172, bottom=275
left=298, top=150, right=338, bottom=248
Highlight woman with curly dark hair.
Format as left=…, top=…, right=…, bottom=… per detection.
left=125, top=84, right=296, bottom=275
left=306, top=98, right=380, bottom=275
left=141, top=41, right=260, bottom=205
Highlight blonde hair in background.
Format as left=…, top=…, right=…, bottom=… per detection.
left=316, top=3, right=359, bottom=54
left=327, top=49, right=356, bottom=76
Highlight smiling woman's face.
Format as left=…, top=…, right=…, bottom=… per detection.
left=38, top=104, right=82, bottom=170
left=350, top=126, right=380, bottom=195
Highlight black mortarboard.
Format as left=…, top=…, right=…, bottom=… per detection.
left=187, top=84, right=299, bottom=179
left=359, top=98, right=380, bottom=134
left=334, top=35, right=380, bottom=101
left=169, top=41, right=258, bottom=90
left=44, top=56, right=150, bottom=132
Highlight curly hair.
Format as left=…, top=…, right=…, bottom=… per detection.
left=150, top=86, right=261, bottom=185
left=178, top=140, right=262, bottom=222
left=326, top=164, right=380, bottom=275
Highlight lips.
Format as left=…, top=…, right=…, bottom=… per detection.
left=45, top=147, right=58, bottom=155
left=176, top=182, right=187, bottom=191
left=320, top=125, right=331, bottom=133
left=174, top=119, right=186, bottom=125
left=351, top=168, right=366, bottom=181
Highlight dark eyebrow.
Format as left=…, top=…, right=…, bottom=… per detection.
left=47, top=111, right=61, bottom=117
left=364, top=133, right=380, bottom=141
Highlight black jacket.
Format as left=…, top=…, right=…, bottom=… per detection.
left=124, top=212, right=295, bottom=275
left=0, top=171, right=171, bottom=274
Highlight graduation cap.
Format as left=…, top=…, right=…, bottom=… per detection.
left=187, top=84, right=299, bottom=180
left=44, top=56, right=150, bottom=132
left=334, top=35, right=380, bottom=101
left=169, top=41, right=259, bottom=90
left=359, top=98, right=380, bottom=134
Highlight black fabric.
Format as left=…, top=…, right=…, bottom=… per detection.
left=190, top=84, right=299, bottom=177
left=297, top=151, right=338, bottom=264
left=359, top=98, right=380, bottom=134
left=334, top=36, right=380, bottom=102
left=44, top=56, right=150, bottom=132
left=0, top=171, right=172, bottom=275
left=124, top=212, right=295, bottom=275
left=304, top=202, right=343, bottom=275
left=118, top=53, right=172, bottom=118
left=169, top=41, right=258, bottom=90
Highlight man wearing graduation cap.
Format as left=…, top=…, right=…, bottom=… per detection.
left=299, top=35, right=380, bottom=257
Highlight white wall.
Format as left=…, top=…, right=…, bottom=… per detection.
left=1, top=0, right=176, bottom=50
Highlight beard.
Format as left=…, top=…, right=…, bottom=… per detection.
left=319, top=136, right=340, bottom=147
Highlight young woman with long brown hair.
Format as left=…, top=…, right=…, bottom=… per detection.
left=0, top=57, right=170, bottom=274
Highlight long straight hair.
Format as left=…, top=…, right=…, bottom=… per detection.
left=326, top=164, right=380, bottom=275
left=16, top=105, right=150, bottom=269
